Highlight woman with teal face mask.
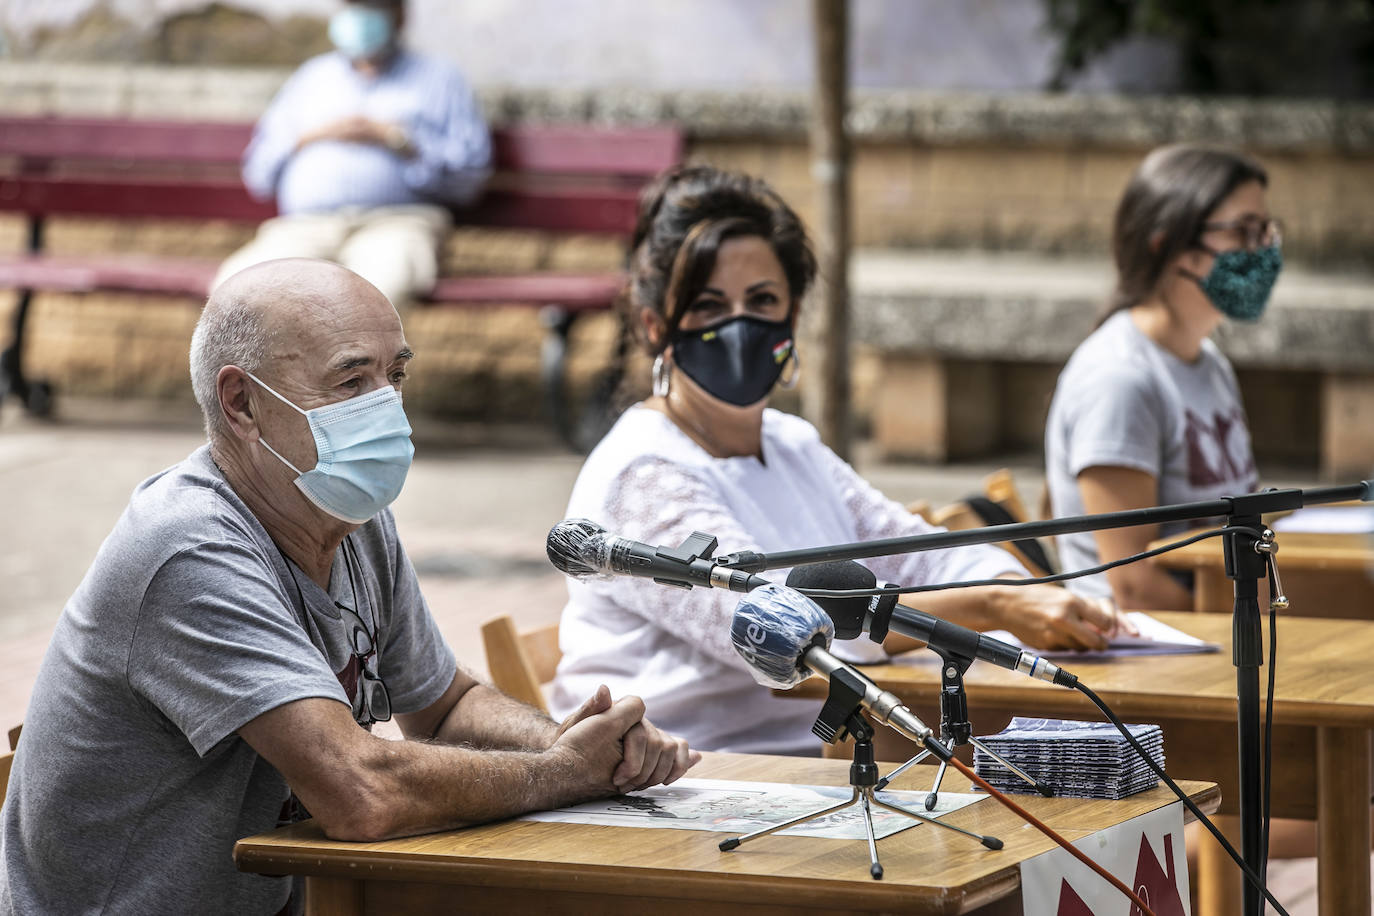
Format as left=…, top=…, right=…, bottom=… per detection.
left=1044, top=143, right=1319, bottom=916
left=1046, top=144, right=1280, bottom=613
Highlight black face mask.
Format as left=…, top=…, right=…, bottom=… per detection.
left=670, top=315, right=795, bottom=407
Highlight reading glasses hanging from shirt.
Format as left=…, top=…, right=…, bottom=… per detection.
left=338, top=539, right=391, bottom=724
left=338, top=603, right=392, bottom=724
left=275, top=537, right=392, bottom=724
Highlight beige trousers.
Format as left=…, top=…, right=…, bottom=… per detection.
left=214, top=204, right=451, bottom=310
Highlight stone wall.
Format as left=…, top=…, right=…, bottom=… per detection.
left=2, top=63, right=1370, bottom=451
left=512, top=84, right=1374, bottom=266
left=5, top=63, right=1370, bottom=265
left=700, top=139, right=1374, bottom=266
left=3, top=4, right=332, bottom=68
left=0, top=0, right=1180, bottom=94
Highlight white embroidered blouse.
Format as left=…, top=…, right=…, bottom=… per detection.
left=550, top=406, right=1025, bottom=755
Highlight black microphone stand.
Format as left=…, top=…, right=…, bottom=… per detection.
left=719, top=667, right=1002, bottom=880
left=716, top=481, right=1370, bottom=916
left=874, top=647, right=1053, bottom=809
left=1223, top=492, right=1277, bottom=916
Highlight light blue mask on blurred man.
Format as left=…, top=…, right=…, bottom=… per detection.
left=247, top=371, right=414, bottom=524
left=328, top=5, right=395, bottom=61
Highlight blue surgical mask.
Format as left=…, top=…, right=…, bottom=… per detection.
left=328, top=5, right=394, bottom=61
left=248, top=372, right=414, bottom=524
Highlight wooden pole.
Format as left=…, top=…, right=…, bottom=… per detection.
left=805, top=0, right=851, bottom=460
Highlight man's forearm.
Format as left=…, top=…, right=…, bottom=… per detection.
left=244, top=697, right=597, bottom=843
left=432, top=681, right=561, bottom=751
left=333, top=737, right=589, bottom=841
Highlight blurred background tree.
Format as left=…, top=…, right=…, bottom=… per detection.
left=1044, top=0, right=1374, bottom=97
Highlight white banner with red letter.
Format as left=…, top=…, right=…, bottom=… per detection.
left=1019, top=801, right=1190, bottom=916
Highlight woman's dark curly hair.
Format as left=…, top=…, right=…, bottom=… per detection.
left=624, top=165, right=816, bottom=355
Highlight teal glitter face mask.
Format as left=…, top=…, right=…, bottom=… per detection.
left=1189, top=245, right=1282, bottom=322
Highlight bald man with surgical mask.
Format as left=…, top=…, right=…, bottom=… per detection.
left=0, top=259, right=697, bottom=915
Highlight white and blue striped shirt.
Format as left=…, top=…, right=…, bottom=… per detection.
left=242, top=50, right=492, bottom=215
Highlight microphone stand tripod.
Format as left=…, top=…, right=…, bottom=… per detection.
left=874, top=648, right=1053, bottom=809
left=719, top=667, right=1002, bottom=879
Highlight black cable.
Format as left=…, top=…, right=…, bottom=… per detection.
left=1262, top=556, right=1279, bottom=888
left=793, top=525, right=1266, bottom=600
left=1075, top=682, right=1291, bottom=916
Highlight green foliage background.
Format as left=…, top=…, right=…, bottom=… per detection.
left=1044, top=0, right=1374, bottom=97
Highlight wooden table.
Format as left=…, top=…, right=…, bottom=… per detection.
left=235, top=751, right=1217, bottom=915
left=1150, top=530, right=1374, bottom=616
left=785, top=612, right=1374, bottom=915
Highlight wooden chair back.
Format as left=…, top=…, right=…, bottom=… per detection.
left=480, top=616, right=561, bottom=714
left=1, top=723, right=18, bottom=805
left=905, top=499, right=933, bottom=524
left=929, top=468, right=1059, bottom=578
left=983, top=469, right=1031, bottom=527
left=928, top=500, right=986, bottom=532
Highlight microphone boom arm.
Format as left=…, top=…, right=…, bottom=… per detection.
left=716, top=483, right=1370, bottom=572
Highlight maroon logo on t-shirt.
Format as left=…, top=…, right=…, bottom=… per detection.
left=1184, top=407, right=1256, bottom=488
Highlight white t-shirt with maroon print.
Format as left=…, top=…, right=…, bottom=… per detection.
left=1045, top=310, right=1259, bottom=599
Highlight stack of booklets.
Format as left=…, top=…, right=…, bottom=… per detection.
left=973, top=717, right=1164, bottom=800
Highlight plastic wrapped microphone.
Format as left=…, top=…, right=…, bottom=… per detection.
left=730, top=584, right=944, bottom=748
left=546, top=518, right=768, bottom=592
left=730, top=583, right=837, bottom=689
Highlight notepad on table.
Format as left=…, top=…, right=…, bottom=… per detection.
left=1271, top=505, right=1374, bottom=534
left=983, top=612, right=1220, bottom=660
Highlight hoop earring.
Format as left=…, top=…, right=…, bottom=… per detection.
left=778, top=347, right=801, bottom=390
left=652, top=353, right=671, bottom=398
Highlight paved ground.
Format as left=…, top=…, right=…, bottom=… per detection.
left=0, top=397, right=1072, bottom=711
left=0, top=397, right=1335, bottom=913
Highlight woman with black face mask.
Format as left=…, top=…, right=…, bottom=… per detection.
left=548, top=166, right=1124, bottom=756
left=1046, top=144, right=1279, bottom=613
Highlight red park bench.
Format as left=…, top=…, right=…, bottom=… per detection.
left=0, top=116, right=683, bottom=448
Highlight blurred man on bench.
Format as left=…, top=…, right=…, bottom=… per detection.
left=214, top=0, right=491, bottom=309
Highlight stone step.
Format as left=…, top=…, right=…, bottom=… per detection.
left=851, top=249, right=1374, bottom=371
left=849, top=249, right=1374, bottom=475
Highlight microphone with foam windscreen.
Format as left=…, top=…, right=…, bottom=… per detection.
left=729, top=583, right=946, bottom=749
left=546, top=518, right=769, bottom=592
left=785, top=560, right=1078, bottom=688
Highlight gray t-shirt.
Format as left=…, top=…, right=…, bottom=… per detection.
left=1045, top=311, right=1259, bottom=599
left=0, top=446, right=456, bottom=915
